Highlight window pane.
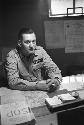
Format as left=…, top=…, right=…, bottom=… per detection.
left=75, top=0, right=84, bottom=13
left=50, top=0, right=73, bottom=15
left=49, top=0, right=84, bottom=17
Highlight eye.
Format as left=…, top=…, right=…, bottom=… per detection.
left=32, top=40, right=36, bottom=43
left=24, top=40, right=30, bottom=44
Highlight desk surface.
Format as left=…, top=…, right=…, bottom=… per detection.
left=0, top=86, right=84, bottom=116
left=0, top=87, right=84, bottom=125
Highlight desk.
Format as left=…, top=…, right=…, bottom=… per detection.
left=33, top=104, right=84, bottom=125
left=0, top=87, right=84, bottom=125
left=32, top=89, right=84, bottom=125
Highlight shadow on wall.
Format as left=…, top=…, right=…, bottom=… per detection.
left=1, top=47, right=13, bottom=62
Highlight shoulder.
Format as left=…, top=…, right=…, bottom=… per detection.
left=35, top=46, right=48, bottom=59
left=7, top=48, right=17, bottom=56
left=36, top=45, right=43, bottom=50
left=35, top=46, right=46, bottom=55
left=36, top=46, right=46, bottom=52
left=6, top=48, right=19, bottom=60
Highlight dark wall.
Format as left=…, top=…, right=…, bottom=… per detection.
left=0, top=0, right=46, bottom=47
left=0, top=0, right=84, bottom=76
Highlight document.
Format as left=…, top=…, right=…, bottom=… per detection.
left=57, top=93, right=76, bottom=102
left=69, top=75, right=76, bottom=83
left=77, top=90, right=84, bottom=99
left=1, top=91, right=26, bottom=105
left=61, top=76, right=70, bottom=84
left=60, top=75, right=83, bottom=91
left=0, top=101, right=36, bottom=125
left=75, top=74, right=83, bottom=83
left=0, top=87, right=21, bottom=96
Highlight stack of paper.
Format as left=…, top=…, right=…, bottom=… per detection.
left=60, top=75, right=84, bottom=91
left=45, top=93, right=76, bottom=108
left=58, top=93, right=76, bottom=102
left=61, top=76, right=70, bottom=84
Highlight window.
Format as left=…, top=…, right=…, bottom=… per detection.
left=48, top=0, right=84, bottom=17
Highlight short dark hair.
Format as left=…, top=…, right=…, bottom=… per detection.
left=18, top=28, right=35, bottom=40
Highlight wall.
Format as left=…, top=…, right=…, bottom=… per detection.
left=0, top=0, right=45, bottom=47
left=0, top=0, right=84, bottom=76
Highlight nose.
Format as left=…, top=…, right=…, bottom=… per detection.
left=29, top=41, right=33, bottom=48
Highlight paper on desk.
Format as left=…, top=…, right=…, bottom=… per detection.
left=0, top=101, right=36, bottom=125
left=0, top=87, right=21, bottom=96
left=77, top=90, right=84, bottom=99
left=60, top=82, right=83, bottom=91
left=69, top=75, right=83, bottom=83
left=59, top=76, right=69, bottom=90
left=45, top=96, right=62, bottom=107
left=61, top=76, right=70, bottom=84
left=59, top=76, right=70, bottom=90
left=69, top=75, right=76, bottom=83
left=75, top=74, right=83, bottom=83
left=57, top=93, right=76, bottom=101
left=1, top=91, right=26, bottom=105
left=22, top=91, right=49, bottom=108
left=60, top=75, right=84, bottom=91
left=82, top=75, right=84, bottom=83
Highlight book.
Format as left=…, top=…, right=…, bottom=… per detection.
left=0, top=101, right=36, bottom=125
left=45, top=93, right=76, bottom=108
left=45, top=96, right=62, bottom=107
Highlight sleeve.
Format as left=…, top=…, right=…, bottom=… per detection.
left=5, top=51, right=37, bottom=90
left=41, top=47, right=62, bottom=81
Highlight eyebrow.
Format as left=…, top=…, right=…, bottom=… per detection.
left=24, top=40, right=36, bottom=42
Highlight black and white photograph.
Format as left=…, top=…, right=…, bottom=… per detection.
left=0, top=0, right=84, bottom=125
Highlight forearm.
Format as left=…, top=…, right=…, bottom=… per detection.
left=8, top=77, right=49, bottom=91
left=8, top=78, right=37, bottom=91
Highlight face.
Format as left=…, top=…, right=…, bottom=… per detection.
left=20, top=33, right=36, bottom=56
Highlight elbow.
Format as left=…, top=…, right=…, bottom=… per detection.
left=8, top=80, right=29, bottom=91
left=8, top=79, right=20, bottom=90
left=8, top=81, right=18, bottom=90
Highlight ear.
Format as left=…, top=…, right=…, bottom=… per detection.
left=17, top=40, right=21, bottom=47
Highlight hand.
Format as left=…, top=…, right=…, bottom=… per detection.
left=46, top=78, right=60, bottom=86
left=46, top=78, right=60, bottom=92
left=36, top=80, right=49, bottom=91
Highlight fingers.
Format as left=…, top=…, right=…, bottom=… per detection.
left=36, top=80, right=49, bottom=91
left=45, top=78, right=61, bottom=93
left=47, top=79, right=56, bottom=87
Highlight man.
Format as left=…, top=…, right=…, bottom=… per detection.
left=5, top=28, right=62, bottom=92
